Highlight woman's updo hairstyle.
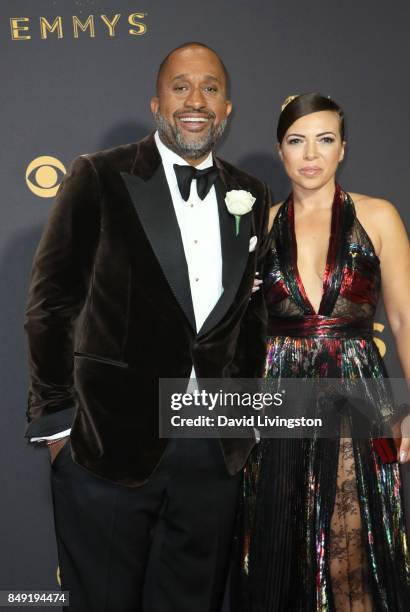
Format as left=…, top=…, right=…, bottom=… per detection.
left=277, top=92, right=345, bottom=144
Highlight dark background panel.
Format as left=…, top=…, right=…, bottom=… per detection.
left=1, top=0, right=409, bottom=601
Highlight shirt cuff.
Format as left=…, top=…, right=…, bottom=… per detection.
left=30, top=428, right=71, bottom=442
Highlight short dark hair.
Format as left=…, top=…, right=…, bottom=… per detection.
left=277, top=92, right=345, bottom=143
left=156, top=42, right=230, bottom=95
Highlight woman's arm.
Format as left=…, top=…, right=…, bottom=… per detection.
left=374, top=198, right=410, bottom=462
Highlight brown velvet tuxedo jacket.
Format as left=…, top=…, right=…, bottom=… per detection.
left=25, top=133, right=271, bottom=486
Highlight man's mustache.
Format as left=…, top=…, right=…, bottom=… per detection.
left=173, top=110, right=216, bottom=120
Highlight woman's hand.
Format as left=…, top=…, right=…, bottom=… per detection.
left=399, top=415, right=410, bottom=463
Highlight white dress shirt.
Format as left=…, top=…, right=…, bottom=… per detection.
left=154, top=131, right=223, bottom=333
left=32, top=131, right=223, bottom=441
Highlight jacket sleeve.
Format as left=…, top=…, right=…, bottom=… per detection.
left=230, top=182, right=271, bottom=378
left=24, top=155, right=101, bottom=439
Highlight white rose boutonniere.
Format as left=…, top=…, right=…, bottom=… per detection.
left=225, top=190, right=256, bottom=236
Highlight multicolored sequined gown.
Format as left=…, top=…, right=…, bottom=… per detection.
left=234, top=185, right=410, bottom=611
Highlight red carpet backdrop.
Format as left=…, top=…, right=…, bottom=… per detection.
left=1, top=0, right=409, bottom=602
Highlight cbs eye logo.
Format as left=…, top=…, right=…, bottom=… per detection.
left=26, top=156, right=66, bottom=198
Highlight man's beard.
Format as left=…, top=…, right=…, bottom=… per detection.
left=154, top=110, right=227, bottom=160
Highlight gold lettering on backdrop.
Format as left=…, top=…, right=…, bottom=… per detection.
left=72, top=15, right=95, bottom=38
left=100, top=14, right=121, bottom=36
left=128, top=13, right=147, bottom=35
left=10, top=14, right=148, bottom=40
left=10, top=17, right=31, bottom=40
left=373, top=322, right=386, bottom=358
left=40, top=17, right=63, bottom=39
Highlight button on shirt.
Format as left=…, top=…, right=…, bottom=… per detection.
left=154, top=131, right=223, bottom=334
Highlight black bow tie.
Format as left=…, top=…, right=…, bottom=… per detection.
left=173, top=163, right=219, bottom=202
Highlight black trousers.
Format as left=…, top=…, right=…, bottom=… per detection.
left=50, top=438, right=241, bottom=612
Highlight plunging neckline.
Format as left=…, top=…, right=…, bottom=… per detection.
left=288, top=184, right=342, bottom=316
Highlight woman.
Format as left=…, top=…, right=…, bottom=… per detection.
left=236, top=93, right=410, bottom=610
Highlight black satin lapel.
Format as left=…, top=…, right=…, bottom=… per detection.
left=198, top=178, right=251, bottom=338
left=121, top=167, right=196, bottom=331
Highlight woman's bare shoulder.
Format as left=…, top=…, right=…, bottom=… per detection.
left=348, top=192, right=399, bottom=220
left=348, top=192, right=405, bottom=256
left=268, top=202, right=284, bottom=231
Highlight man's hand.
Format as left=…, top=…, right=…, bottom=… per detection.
left=48, top=436, right=70, bottom=464
left=251, top=272, right=263, bottom=294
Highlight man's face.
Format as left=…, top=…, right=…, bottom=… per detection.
left=151, top=46, right=232, bottom=163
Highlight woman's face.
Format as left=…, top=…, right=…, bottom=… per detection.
left=278, top=110, right=345, bottom=190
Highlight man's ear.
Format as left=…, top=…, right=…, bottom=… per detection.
left=226, top=100, right=233, bottom=118
left=150, top=96, right=159, bottom=117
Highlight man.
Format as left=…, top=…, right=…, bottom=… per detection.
left=25, top=42, right=270, bottom=611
